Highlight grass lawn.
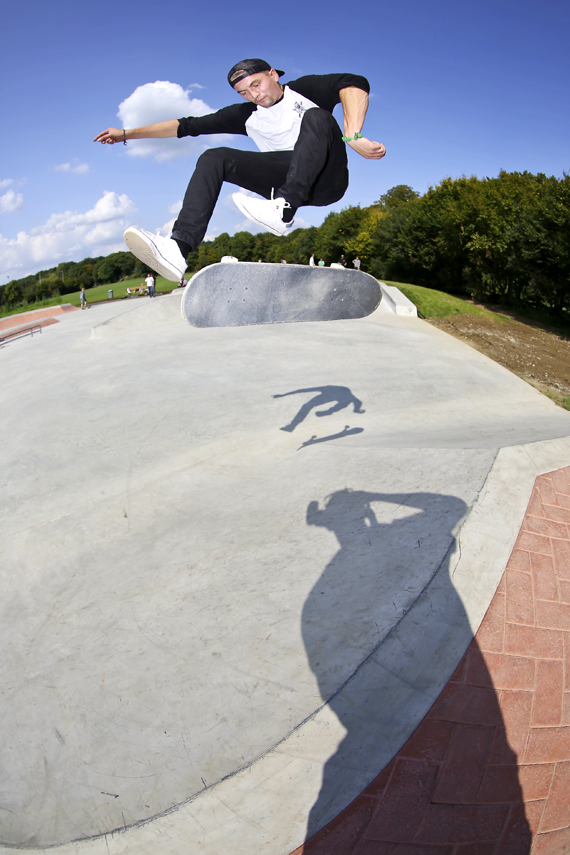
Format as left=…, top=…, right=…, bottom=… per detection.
left=386, top=281, right=509, bottom=323
left=69, top=275, right=175, bottom=306
left=0, top=275, right=176, bottom=319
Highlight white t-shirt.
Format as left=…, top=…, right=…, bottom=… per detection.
left=245, top=86, right=319, bottom=152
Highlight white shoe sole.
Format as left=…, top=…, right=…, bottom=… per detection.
left=124, top=228, right=185, bottom=282
left=232, top=194, right=293, bottom=237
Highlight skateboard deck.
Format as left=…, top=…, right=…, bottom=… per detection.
left=181, top=262, right=382, bottom=328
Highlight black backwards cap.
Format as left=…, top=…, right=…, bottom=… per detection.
left=228, top=58, right=285, bottom=88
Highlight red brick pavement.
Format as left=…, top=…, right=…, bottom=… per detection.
left=291, top=467, right=570, bottom=855
left=0, top=304, right=77, bottom=333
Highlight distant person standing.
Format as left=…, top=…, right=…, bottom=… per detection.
left=338, top=254, right=347, bottom=267
left=352, top=256, right=361, bottom=270
left=145, top=272, right=155, bottom=297
left=309, top=253, right=316, bottom=267
left=318, top=258, right=325, bottom=267
left=80, top=287, right=88, bottom=309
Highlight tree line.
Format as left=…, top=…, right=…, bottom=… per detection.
left=2, top=170, right=569, bottom=320
left=1, top=252, right=152, bottom=308
left=189, top=170, right=570, bottom=319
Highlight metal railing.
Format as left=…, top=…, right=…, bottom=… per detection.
left=0, top=324, right=43, bottom=344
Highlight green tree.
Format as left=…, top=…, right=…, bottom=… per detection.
left=4, top=280, right=21, bottom=305
left=375, top=185, right=419, bottom=210
left=314, top=206, right=365, bottom=265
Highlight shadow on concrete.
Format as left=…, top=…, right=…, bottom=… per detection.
left=301, top=488, right=531, bottom=852
left=298, top=426, right=364, bottom=450
left=274, top=385, right=365, bottom=433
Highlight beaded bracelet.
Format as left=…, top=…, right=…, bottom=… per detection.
left=342, top=132, right=363, bottom=143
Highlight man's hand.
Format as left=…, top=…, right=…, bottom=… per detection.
left=348, top=137, right=386, bottom=160
left=93, top=128, right=123, bottom=144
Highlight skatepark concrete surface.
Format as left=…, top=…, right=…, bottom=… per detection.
left=2, top=290, right=570, bottom=853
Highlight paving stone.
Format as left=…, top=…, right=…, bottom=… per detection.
left=432, top=724, right=495, bottom=804
left=538, top=761, right=570, bottom=833
left=503, top=624, right=564, bottom=659
left=536, top=475, right=559, bottom=508
left=364, top=760, right=439, bottom=843
left=530, top=552, right=559, bottom=602
left=525, top=726, right=570, bottom=764
left=505, top=570, right=536, bottom=625
left=532, top=826, right=570, bottom=855
left=524, top=515, right=569, bottom=540
left=398, top=719, right=455, bottom=764
left=415, top=804, right=510, bottom=845
left=526, top=490, right=547, bottom=520
left=427, top=684, right=500, bottom=727
left=551, top=470, right=570, bottom=497
left=531, top=660, right=564, bottom=727
left=536, top=600, right=570, bottom=631
left=515, top=531, right=553, bottom=557
left=507, top=549, right=532, bottom=573
left=477, top=609, right=505, bottom=653
left=494, top=803, right=533, bottom=855
left=364, top=760, right=397, bottom=798
left=552, top=539, right=570, bottom=580
left=542, top=504, right=570, bottom=524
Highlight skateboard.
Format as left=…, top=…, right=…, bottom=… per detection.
left=181, top=262, right=382, bottom=328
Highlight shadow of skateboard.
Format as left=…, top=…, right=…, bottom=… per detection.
left=181, top=262, right=382, bottom=327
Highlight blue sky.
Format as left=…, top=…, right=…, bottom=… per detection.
left=1, top=0, right=568, bottom=282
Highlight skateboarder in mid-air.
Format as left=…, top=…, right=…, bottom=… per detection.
left=94, top=58, right=386, bottom=282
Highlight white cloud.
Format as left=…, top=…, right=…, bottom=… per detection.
left=117, top=80, right=226, bottom=162
left=188, top=83, right=205, bottom=90
left=0, top=189, right=24, bottom=213
left=55, top=160, right=90, bottom=175
left=0, top=179, right=14, bottom=191
left=157, top=217, right=176, bottom=237
left=288, top=215, right=313, bottom=230
left=168, top=200, right=183, bottom=215
left=0, top=191, right=135, bottom=280
left=232, top=218, right=268, bottom=235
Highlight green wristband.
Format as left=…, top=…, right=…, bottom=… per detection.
left=342, top=132, right=363, bottom=143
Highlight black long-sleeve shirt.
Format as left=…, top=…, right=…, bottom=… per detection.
left=176, top=73, right=370, bottom=140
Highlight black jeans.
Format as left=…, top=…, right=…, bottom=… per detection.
left=171, top=109, right=349, bottom=251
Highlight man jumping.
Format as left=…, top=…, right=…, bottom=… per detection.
left=94, top=59, right=386, bottom=281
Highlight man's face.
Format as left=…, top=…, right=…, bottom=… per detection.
left=234, top=70, right=283, bottom=107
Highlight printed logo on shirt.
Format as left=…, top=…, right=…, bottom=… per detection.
left=293, top=101, right=307, bottom=117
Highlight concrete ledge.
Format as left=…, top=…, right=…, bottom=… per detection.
left=377, top=282, right=417, bottom=316
left=0, top=304, right=77, bottom=333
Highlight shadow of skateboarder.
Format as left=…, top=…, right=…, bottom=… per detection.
left=274, top=385, right=365, bottom=432
left=301, top=488, right=531, bottom=852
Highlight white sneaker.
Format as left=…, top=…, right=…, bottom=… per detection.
left=232, top=193, right=295, bottom=236
left=124, top=227, right=187, bottom=282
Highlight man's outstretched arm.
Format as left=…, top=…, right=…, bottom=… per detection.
left=339, top=87, right=386, bottom=160
left=93, top=120, right=179, bottom=145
